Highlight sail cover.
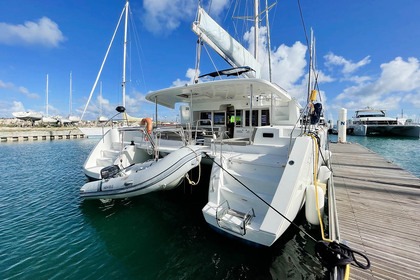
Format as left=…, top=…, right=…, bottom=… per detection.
left=192, top=7, right=261, bottom=78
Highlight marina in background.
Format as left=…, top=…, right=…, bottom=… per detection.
left=0, top=126, right=85, bottom=142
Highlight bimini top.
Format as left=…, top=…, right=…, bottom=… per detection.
left=355, top=108, right=386, bottom=118
left=145, top=78, right=292, bottom=109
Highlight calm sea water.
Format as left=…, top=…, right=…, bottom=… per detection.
left=1, top=136, right=418, bottom=279
left=0, top=139, right=325, bottom=280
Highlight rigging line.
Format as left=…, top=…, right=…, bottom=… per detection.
left=203, top=152, right=318, bottom=243
left=309, top=134, right=332, bottom=243
left=297, top=0, right=310, bottom=50
left=203, top=44, right=223, bottom=80
left=307, top=131, right=331, bottom=171
left=80, top=3, right=126, bottom=120
left=129, top=9, right=147, bottom=91
left=231, top=0, right=241, bottom=46
left=297, top=0, right=315, bottom=105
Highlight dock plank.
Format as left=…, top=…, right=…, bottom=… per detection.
left=330, top=142, right=420, bottom=280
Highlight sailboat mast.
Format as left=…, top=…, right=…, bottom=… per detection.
left=254, top=0, right=259, bottom=60
left=80, top=1, right=127, bottom=120
left=100, top=81, right=103, bottom=117
left=265, top=0, right=272, bottom=82
left=307, top=29, right=313, bottom=104
left=122, top=0, right=129, bottom=107
left=69, top=71, right=72, bottom=115
left=46, top=74, right=49, bottom=116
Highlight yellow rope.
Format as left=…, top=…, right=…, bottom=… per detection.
left=309, top=134, right=331, bottom=242
left=310, top=134, right=350, bottom=279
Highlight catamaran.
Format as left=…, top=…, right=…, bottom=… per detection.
left=347, top=107, right=420, bottom=137
left=81, top=0, right=332, bottom=247
left=139, top=2, right=332, bottom=247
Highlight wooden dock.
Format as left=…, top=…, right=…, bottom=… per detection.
left=329, top=142, right=420, bottom=279
left=0, top=127, right=85, bottom=142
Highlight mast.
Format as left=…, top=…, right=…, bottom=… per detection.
left=265, top=0, right=272, bottom=82
left=46, top=74, right=49, bottom=116
left=254, top=0, right=259, bottom=60
left=307, top=29, right=314, bottom=104
left=80, top=1, right=127, bottom=120
left=69, top=71, right=72, bottom=115
left=100, top=81, right=103, bottom=117
left=122, top=0, right=129, bottom=107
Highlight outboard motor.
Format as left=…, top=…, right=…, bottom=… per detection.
left=100, top=165, right=120, bottom=179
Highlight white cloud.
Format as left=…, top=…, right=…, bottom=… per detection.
left=142, top=0, right=229, bottom=35
left=11, top=101, right=25, bottom=112
left=205, top=0, right=230, bottom=18
left=332, top=56, right=420, bottom=113
left=0, top=17, right=65, bottom=47
left=0, top=100, right=39, bottom=118
left=0, top=80, right=14, bottom=89
left=172, top=68, right=197, bottom=86
left=324, top=53, right=370, bottom=74
left=0, top=80, right=39, bottom=99
left=243, top=26, right=308, bottom=100
left=374, top=57, right=420, bottom=93
left=142, top=0, right=197, bottom=34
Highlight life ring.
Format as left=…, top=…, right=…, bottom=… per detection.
left=140, top=117, right=153, bottom=134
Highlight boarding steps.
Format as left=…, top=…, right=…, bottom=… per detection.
left=95, top=142, right=121, bottom=166
left=216, top=200, right=255, bottom=235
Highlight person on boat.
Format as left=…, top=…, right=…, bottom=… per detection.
left=227, top=114, right=235, bottom=138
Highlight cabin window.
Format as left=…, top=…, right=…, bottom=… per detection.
left=261, top=109, right=270, bottom=126
left=200, top=112, right=211, bottom=125
left=262, top=133, right=274, bottom=138
left=245, top=110, right=259, bottom=126
left=213, top=112, right=225, bottom=125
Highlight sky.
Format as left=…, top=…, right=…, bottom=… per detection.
left=1, top=0, right=420, bottom=123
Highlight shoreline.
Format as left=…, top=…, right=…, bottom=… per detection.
left=0, top=126, right=86, bottom=142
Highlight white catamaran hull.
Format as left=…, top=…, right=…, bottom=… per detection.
left=201, top=128, right=329, bottom=246
left=352, top=124, right=420, bottom=137
left=80, top=145, right=203, bottom=200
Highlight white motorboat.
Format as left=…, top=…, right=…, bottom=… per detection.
left=141, top=4, right=331, bottom=247
left=80, top=145, right=203, bottom=200
left=348, top=107, right=420, bottom=137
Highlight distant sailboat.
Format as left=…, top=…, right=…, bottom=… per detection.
left=12, top=79, right=43, bottom=124
left=97, top=82, right=108, bottom=122
left=42, top=74, right=58, bottom=125
left=12, top=111, right=43, bottom=124
left=68, top=72, right=80, bottom=123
